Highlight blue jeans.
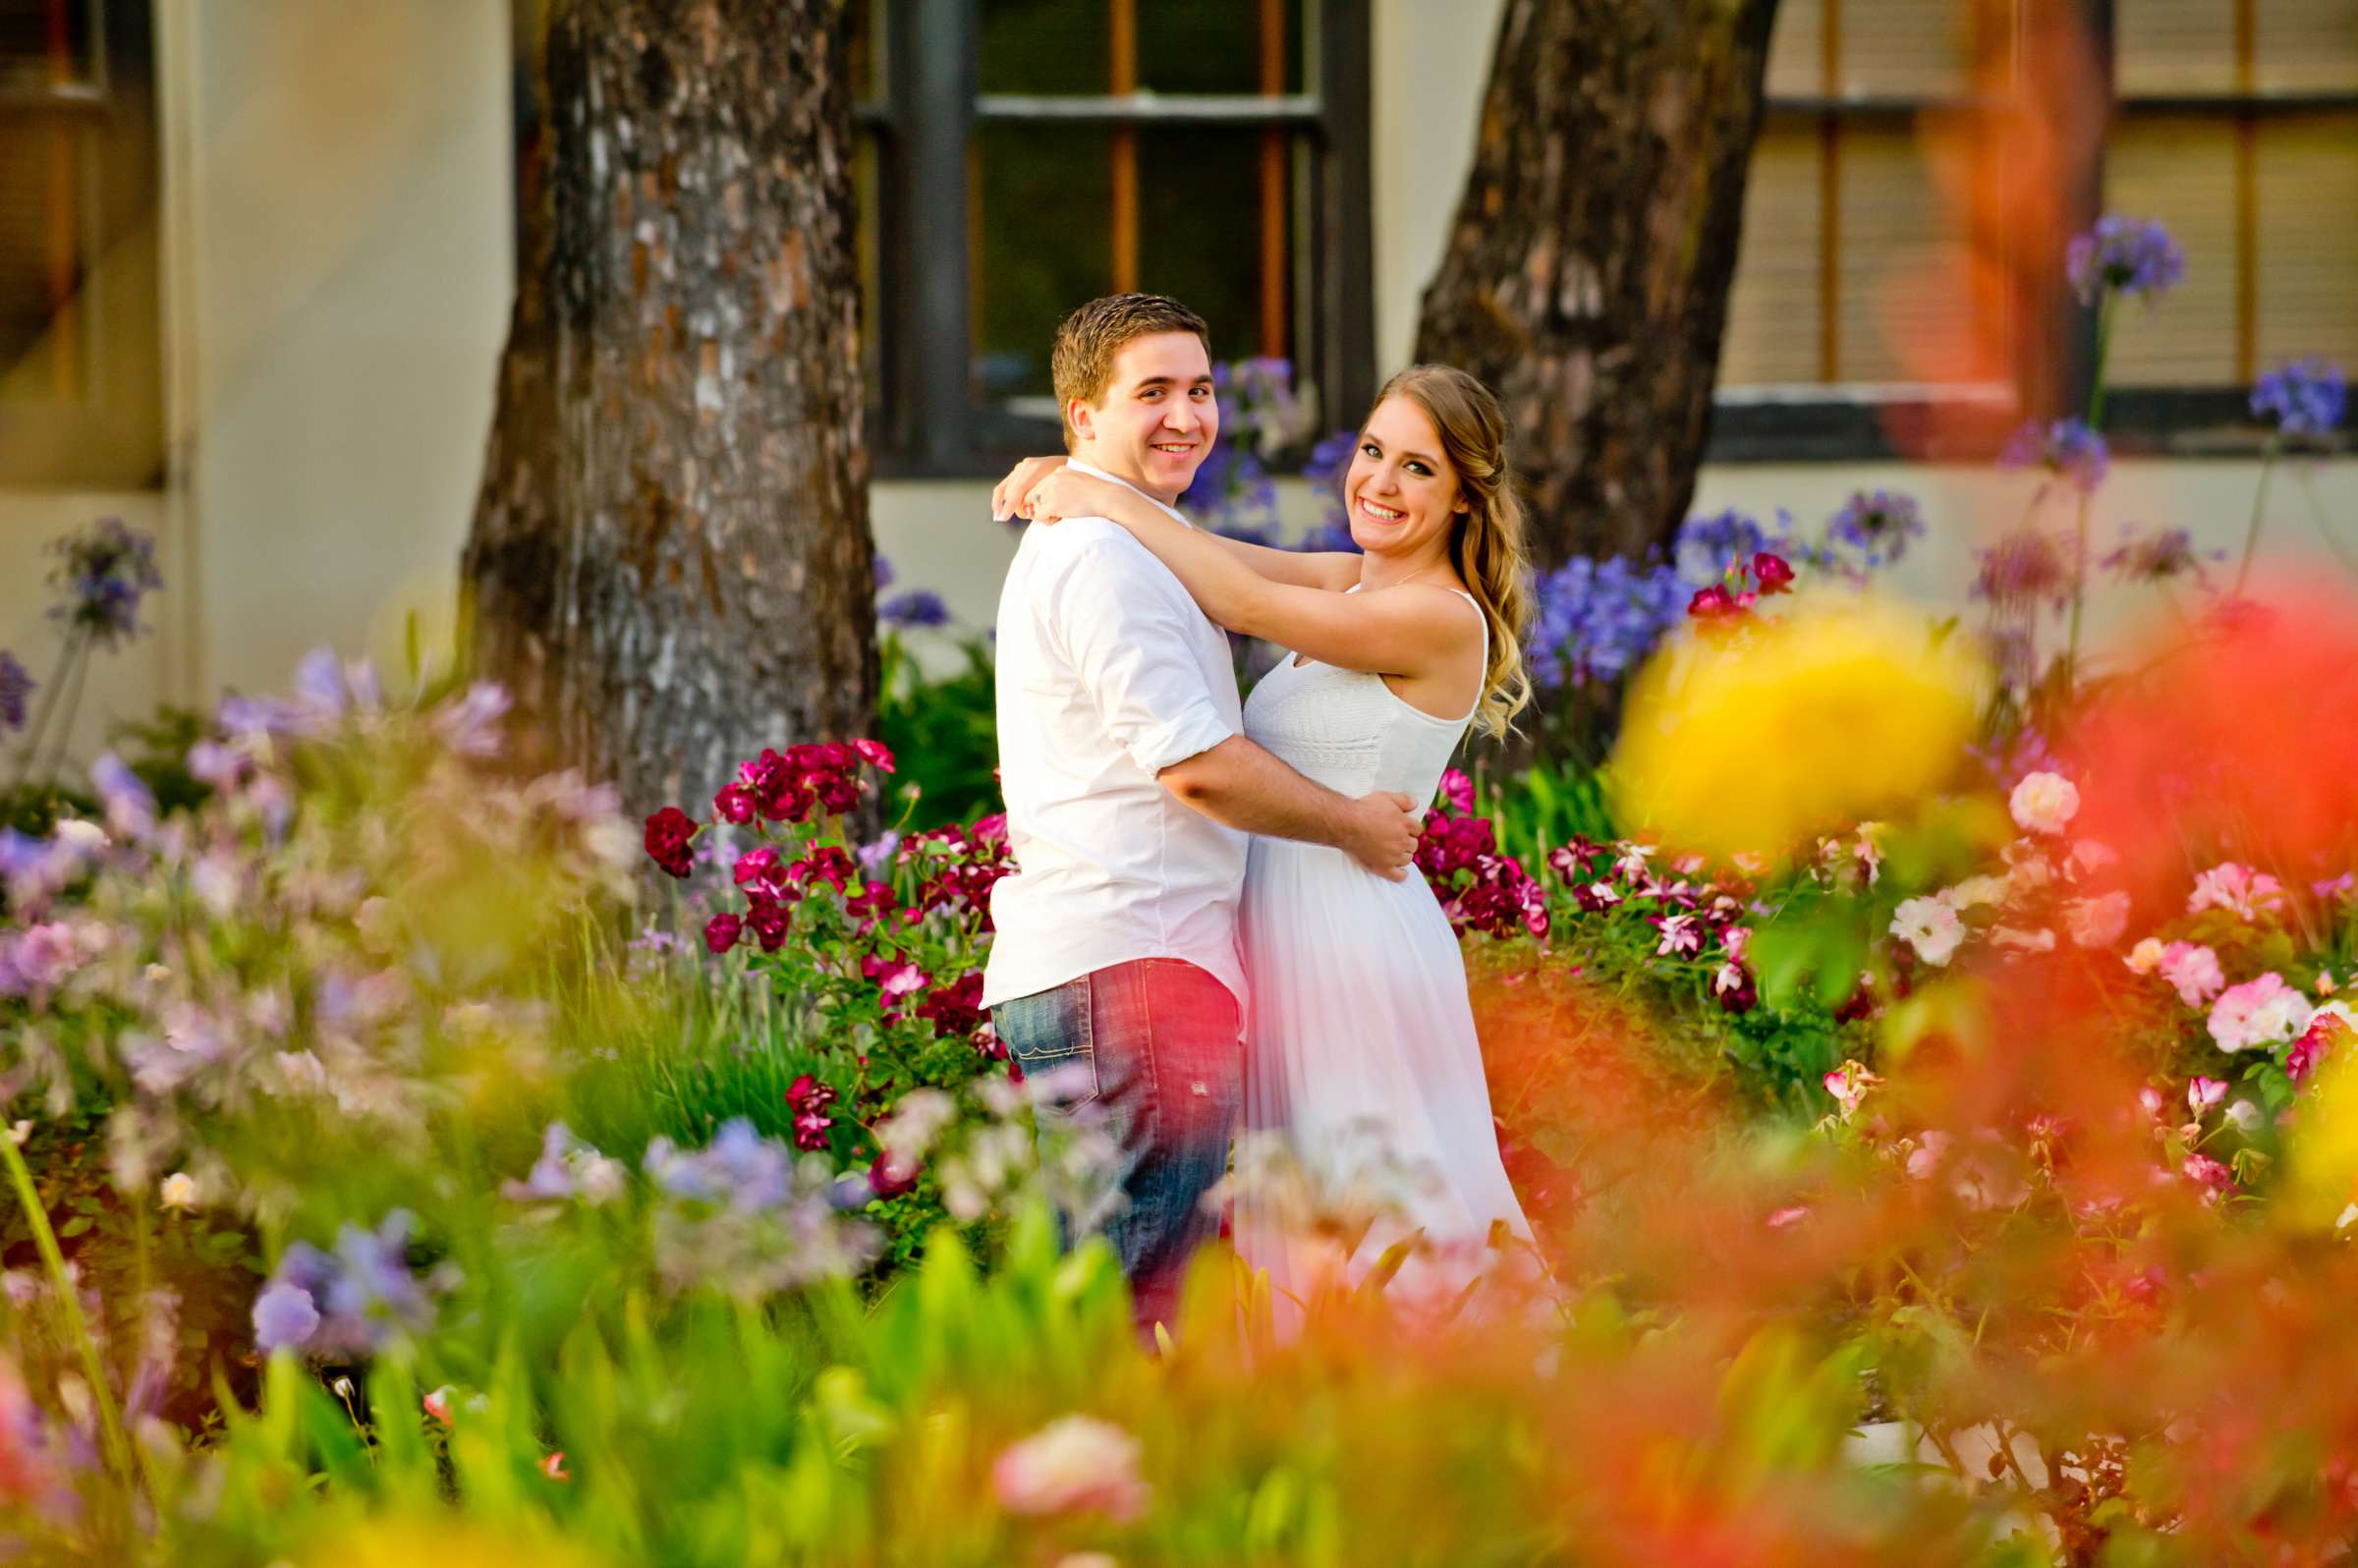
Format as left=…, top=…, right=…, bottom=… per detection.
left=991, top=958, right=1243, bottom=1335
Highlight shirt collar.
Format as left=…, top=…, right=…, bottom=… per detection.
left=1065, top=459, right=1193, bottom=528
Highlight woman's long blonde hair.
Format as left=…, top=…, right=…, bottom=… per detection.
left=1372, top=364, right=1534, bottom=738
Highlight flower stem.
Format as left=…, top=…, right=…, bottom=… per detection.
left=2234, top=439, right=2280, bottom=598
left=34, top=641, right=93, bottom=791
left=2085, top=293, right=2117, bottom=430
left=9, top=625, right=85, bottom=795
left=2063, top=488, right=2093, bottom=697
left=0, top=1126, right=138, bottom=1486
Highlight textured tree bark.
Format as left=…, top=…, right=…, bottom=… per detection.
left=463, top=0, right=874, bottom=812
left=1412, top=0, right=1780, bottom=569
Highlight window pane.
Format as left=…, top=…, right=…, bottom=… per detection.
left=979, top=0, right=1111, bottom=95
left=1832, top=125, right=1984, bottom=382
left=972, top=124, right=1114, bottom=401
left=2104, top=116, right=2240, bottom=386
left=0, top=112, right=84, bottom=393
left=1720, top=122, right=1825, bottom=385
left=2255, top=0, right=2358, bottom=92
left=1838, top=0, right=1975, bottom=97
left=1136, top=0, right=1306, bottom=96
left=2114, top=0, right=2237, bottom=95
left=969, top=123, right=1307, bottom=409
left=2254, top=113, right=2358, bottom=370
left=0, top=0, right=99, bottom=95
left=1766, top=0, right=1827, bottom=99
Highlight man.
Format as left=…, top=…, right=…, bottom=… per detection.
left=982, top=293, right=1422, bottom=1335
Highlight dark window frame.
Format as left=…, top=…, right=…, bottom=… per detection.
left=861, top=0, right=1374, bottom=479
left=1706, top=0, right=2358, bottom=464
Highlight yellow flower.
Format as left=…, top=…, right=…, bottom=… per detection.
left=303, top=1516, right=606, bottom=1568
left=2286, top=1042, right=2358, bottom=1230
left=1610, top=598, right=1987, bottom=867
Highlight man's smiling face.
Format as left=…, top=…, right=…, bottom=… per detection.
left=1066, top=331, right=1219, bottom=504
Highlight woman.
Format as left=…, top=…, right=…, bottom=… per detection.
left=995, top=364, right=1540, bottom=1320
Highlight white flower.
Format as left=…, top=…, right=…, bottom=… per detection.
left=2125, top=936, right=2166, bottom=975
left=157, top=1172, right=200, bottom=1212
left=2065, top=891, right=2131, bottom=949
left=1891, top=896, right=1965, bottom=966
left=2207, top=972, right=2313, bottom=1052
left=1946, top=874, right=2008, bottom=911
left=2009, top=771, right=2080, bottom=835
left=52, top=819, right=107, bottom=854
left=7, top=1121, right=28, bottom=1148
left=2224, top=1100, right=2263, bottom=1136
left=574, top=1153, right=628, bottom=1207
left=1992, top=925, right=2057, bottom=952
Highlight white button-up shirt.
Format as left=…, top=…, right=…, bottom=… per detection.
left=981, top=462, right=1249, bottom=1011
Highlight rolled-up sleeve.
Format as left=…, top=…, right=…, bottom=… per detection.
left=1043, top=538, right=1235, bottom=776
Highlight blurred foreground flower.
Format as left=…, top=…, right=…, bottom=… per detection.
left=992, top=1414, right=1151, bottom=1523
left=1611, top=600, right=1986, bottom=865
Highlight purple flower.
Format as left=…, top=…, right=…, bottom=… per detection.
left=1971, top=530, right=2072, bottom=610
left=2251, top=358, right=2346, bottom=441
left=856, top=829, right=902, bottom=876
left=0, top=650, right=30, bottom=732
left=2066, top=215, right=2186, bottom=307
left=251, top=1282, right=321, bottom=1353
left=1302, top=428, right=1361, bottom=543
left=879, top=589, right=949, bottom=630
left=873, top=555, right=895, bottom=589
left=432, top=682, right=512, bottom=757
left=1525, top=554, right=1689, bottom=690
left=2102, top=525, right=2214, bottom=586
left=2000, top=418, right=2109, bottom=493
left=645, top=1117, right=794, bottom=1210
left=46, top=517, right=163, bottom=648
left=1675, top=508, right=1794, bottom=582
left=1825, top=489, right=1926, bottom=569
left=89, top=751, right=156, bottom=838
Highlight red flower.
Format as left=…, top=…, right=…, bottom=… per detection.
left=1752, top=551, right=1795, bottom=594
left=712, top=782, right=757, bottom=823
left=1437, top=767, right=1476, bottom=815
left=702, top=913, right=744, bottom=954
left=746, top=896, right=792, bottom=952
left=852, top=738, right=897, bottom=773
left=733, top=846, right=782, bottom=889
left=790, top=846, right=857, bottom=894
left=869, top=1150, right=921, bottom=1199
left=787, top=1073, right=838, bottom=1151
left=915, top=970, right=988, bottom=1041
left=1686, top=584, right=1756, bottom=621
left=644, top=807, right=698, bottom=878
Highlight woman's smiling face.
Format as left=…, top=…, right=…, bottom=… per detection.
left=1343, top=395, right=1466, bottom=558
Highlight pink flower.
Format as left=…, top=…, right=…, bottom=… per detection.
left=1752, top=552, right=1795, bottom=594
left=422, top=1385, right=454, bottom=1426
left=1438, top=768, right=1476, bottom=815
left=1823, top=1060, right=1881, bottom=1121
left=1765, top=1204, right=1810, bottom=1228
left=2186, top=1076, right=2228, bottom=1116
left=2180, top=1152, right=2234, bottom=1195
left=852, top=738, right=897, bottom=774
left=1653, top=914, right=1702, bottom=958
left=2187, top=862, right=2285, bottom=922
left=786, top=1074, right=838, bottom=1151
left=992, top=1415, right=1151, bottom=1523
left=2158, top=941, right=2225, bottom=1007
left=2065, top=891, right=2130, bottom=949
left=1687, top=584, right=1744, bottom=620
left=540, top=1450, right=571, bottom=1482
left=2208, top=972, right=2313, bottom=1052
left=712, top=783, right=757, bottom=823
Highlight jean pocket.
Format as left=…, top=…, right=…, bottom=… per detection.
left=991, top=979, right=1100, bottom=1107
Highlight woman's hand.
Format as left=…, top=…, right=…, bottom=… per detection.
left=1019, top=467, right=1135, bottom=529
left=991, top=455, right=1068, bottom=522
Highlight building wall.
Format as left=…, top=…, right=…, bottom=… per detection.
left=5, top=0, right=2353, bottom=774
left=0, top=0, right=513, bottom=767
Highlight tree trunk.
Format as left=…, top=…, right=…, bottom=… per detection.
left=462, top=0, right=874, bottom=813
left=1412, top=0, right=1779, bottom=570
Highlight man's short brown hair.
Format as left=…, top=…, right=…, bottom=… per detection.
left=1048, top=293, right=1211, bottom=452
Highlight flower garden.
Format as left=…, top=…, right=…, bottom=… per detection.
left=2, top=216, right=2356, bottom=1566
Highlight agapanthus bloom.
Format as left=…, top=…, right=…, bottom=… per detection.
left=2250, top=357, right=2346, bottom=440
left=1525, top=553, right=1687, bottom=689
left=1972, top=530, right=2072, bottom=609
left=879, top=589, right=949, bottom=630
left=2208, top=972, right=2313, bottom=1052
left=1999, top=419, right=2110, bottom=493
left=2066, top=215, right=2186, bottom=306
left=2101, top=526, right=2212, bottom=587
left=0, top=651, right=29, bottom=732
left=46, top=516, right=164, bottom=648
left=1826, top=489, right=1927, bottom=569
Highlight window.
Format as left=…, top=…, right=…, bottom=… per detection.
left=856, top=0, right=1372, bottom=475
left=1712, top=0, right=2358, bottom=458
left=0, top=0, right=159, bottom=486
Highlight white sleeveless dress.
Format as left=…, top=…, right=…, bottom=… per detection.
left=1232, top=588, right=1536, bottom=1319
